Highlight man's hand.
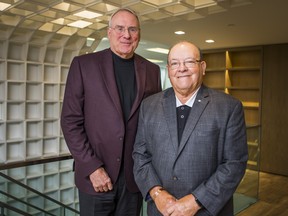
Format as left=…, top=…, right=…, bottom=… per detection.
left=150, top=187, right=177, bottom=216
left=89, top=167, right=113, bottom=192
left=167, top=194, right=201, bottom=216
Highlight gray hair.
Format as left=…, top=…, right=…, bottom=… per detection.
left=108, top=8, right=140, bottom=27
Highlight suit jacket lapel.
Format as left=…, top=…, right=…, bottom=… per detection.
left=129, top=54, right=146, bottom=120
left=99, top=49, right=123, bottom=119
left=178, top=86, right=210, bottom=154
left=162, top=88, right=179, bottom=151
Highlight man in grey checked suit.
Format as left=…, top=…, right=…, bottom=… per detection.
left=133, top=41, right=248, bottom=216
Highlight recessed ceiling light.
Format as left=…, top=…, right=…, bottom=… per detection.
left=175, top=31, right=185, bottom=35
left=74, top=10, right=102, bottom=19
left=205, top=39, right=215, bottom=43
left=0, top=2, right=11, bottom=11
left=68, top=20, right=93, bottom=28
left=147, top=48, right=169, bottom=54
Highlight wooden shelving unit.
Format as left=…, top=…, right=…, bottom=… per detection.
left=203, top=47, right=262, bottom=171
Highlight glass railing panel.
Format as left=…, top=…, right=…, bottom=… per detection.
left=0, top=158, right=79, bottom=215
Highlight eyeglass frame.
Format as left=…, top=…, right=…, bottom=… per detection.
left=168, top=59, right=202, bottom=70
left=109, top=25, right=140, bottom=35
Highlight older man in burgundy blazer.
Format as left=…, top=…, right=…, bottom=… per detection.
left=61, top=8, right=162, bottom=216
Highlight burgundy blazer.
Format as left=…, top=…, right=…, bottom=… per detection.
left=61, top=48, right=162, bottom=195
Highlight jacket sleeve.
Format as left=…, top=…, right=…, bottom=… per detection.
left=192, top=100, right=248, bottom=216
left=61, top=57, right=104, bottom=178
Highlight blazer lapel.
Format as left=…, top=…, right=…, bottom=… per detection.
left=162, top=88, right=179, bottom=151
left=178, top=86, right=210, bottom=154
left=129, top=54, right=146, bottom=119
left=99, top=49, right=123, bottom=119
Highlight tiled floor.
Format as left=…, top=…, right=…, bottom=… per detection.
left=237, top=172, right=288, bottom=216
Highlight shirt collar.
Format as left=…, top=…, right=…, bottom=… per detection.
left=176, top=87, right=200, bottom=108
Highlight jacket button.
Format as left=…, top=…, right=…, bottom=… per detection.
left=117, top=158, right=121, bottom=162
left=119, top=137, right=123, bottom=141
left=173, top=176, right=178, bottom=180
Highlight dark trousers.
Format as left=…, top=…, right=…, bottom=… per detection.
left=78, top=169, right=142, bottom=216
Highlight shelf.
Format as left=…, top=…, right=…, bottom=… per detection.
left=61, top=49, right=77, bottom=65
left=7, top=82, right=25, bottom=101
left=226, top=69, right=260, bottom=89
left=203, top=51, right=226, bottom=69
left=26, top=164, right=44, bottom=178
left=242, top=102, right=259, bottom=108
left=6, top=141, right=25, bottom=163
left=44, top=83, right=59, bottom=101
left=26, top=83, right=42, bottom=101
left=27, top=196, right=44, bottom=212
left=60, top=66, right=69, bottom=83
left=44, top=102, right=59, bottom=119
left=44, top=47, right=62, bottom=64
left=59, top=159, right=73, bottom=172
left=7, top=102, right=25, bottom=121
left=44, top=191, right=59, bottom=210
left=44, top=65, right=59, bottom=83
left=59, top=171, right=74, bottom=188
left=226, top=49, right=262, bottom=68
left=26, top=102, right=42, bottom=119
left=7, top=166, right=26, bottom=180
left=246, top=126, right=259, bottom=143
left=226, top=66, right=260, bottom=71
left=226, top=88, right=260, bottom=103
left=7, top=42, right=27, bottom=61
left=60, top=188, right=74, bottom=205
left=0, top=143, right=6, bottom=163
left=59, top=84, right=65, bottom=101
left=248, top=141, right=258, bottom=147
left=59, top=137, right=69, bottom=154
left=26, top=176, right=43, bottom=194
left=44, top=174, right=59, bottom=192
left=26, top=121, right=42, bottom=139
left=0, top=82, right=5, bottom=101
left=0, top=102, right=5, bottom=121
left=26, top=139, right=43, bottom=159
left=44, top=161, right=59, bottom=174
left=247, top=160, right=257, bottom=166
left=43, top=137, right=59, bottom=157
left=6, top=121, right=24, bottom=141
left=7, top=61, right=25, bottom=81
left=0, top=61, right=6, bottom=80
left=0, top=40, right=7, bottom=59
left=203, top=70, right=225, bottom=88
left=27, top=44, right=45, bottom=62
left=27, top=63, right=43, bottom=82
left=43, top=120, right=59, bottom=137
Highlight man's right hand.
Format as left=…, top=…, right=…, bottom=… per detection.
left=150, top=187, right=177, bottom=216
left=89, top=167, right=113, bottom=192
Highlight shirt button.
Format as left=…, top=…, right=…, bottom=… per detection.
left=181, top=106, right=184, bottom=110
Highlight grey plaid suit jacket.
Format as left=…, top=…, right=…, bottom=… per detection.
left=133, top=85, right=248, bottom=216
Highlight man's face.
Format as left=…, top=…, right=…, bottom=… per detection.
left=108, top=11, right=140, bottom=59
left=167, top=42, right=206, bottom=97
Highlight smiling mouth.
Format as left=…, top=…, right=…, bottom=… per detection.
left=176, top=75, right=191, bottom=78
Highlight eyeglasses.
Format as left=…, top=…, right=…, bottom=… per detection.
left=168, top=60, right=202, bottom=70
left=110, top=25, right=140, bottom=35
